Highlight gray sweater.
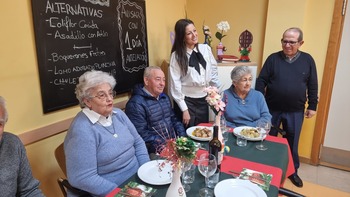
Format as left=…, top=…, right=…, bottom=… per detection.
left=0, top=132, right=45, bottom=197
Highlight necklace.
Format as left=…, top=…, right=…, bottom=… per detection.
left=98, top=122, right=118, bottom=138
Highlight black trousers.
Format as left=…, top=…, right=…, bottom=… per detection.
left=174, top=96, right=209, bottom=129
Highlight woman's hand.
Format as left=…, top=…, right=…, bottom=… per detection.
left=182, top=110, right=191, bottom=126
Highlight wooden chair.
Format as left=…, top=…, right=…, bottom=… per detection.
left=54, top=143, right=91, bottom=197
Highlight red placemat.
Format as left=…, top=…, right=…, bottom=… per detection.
left=106, top=188, right=121, bottom=197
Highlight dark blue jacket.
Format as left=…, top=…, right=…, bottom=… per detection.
left=125, top=84, right=186, bottom=153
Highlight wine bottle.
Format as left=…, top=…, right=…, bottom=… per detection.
left=209, top=125, right=222, bottom=169
left=208, top=125, right=222, bottom=188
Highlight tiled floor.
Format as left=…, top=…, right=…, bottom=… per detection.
left=282, top=163, right=350, bottom=197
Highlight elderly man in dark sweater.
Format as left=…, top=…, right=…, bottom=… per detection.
left=0, top=96, right=45, bottom=197
left=126, top=66, right=186, bottom=154
left=256, top=27, right=318, bottom=188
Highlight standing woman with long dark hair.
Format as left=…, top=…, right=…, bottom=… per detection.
left=169, top=19, right=221, bottom=128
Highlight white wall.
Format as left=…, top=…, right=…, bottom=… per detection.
left=324, top=2, right=350, bottom=151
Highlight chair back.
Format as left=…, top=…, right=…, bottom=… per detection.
left=55, top=143, right=67, bottom=176
left=55, top=143, right=91, bottom=197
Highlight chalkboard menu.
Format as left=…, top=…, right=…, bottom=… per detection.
left=31, top=0, right=148, bottom=113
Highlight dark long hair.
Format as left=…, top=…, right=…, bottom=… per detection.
left=171, top=19, right=198, bottom=76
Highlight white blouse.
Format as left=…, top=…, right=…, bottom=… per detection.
left=169, top=44, right=221, bottom=112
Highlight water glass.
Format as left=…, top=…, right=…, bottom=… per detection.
left=236, top=135, right=247, bottom=147
left=182, top=163, right=196, bottom=192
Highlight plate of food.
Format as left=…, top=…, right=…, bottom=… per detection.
left=233, top=126, right=263, bottom=141
left=214, top=179, right=267, bottom=197
left=186, top=126, right=213, bottom=141
left=137, top=160, right=172, bottom=185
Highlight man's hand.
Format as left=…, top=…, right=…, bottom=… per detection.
left=305, top=109, right=316, bottom=118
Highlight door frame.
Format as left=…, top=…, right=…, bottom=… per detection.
left=311, top=0, right=348, bottom=166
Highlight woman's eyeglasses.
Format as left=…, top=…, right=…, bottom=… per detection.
left=91, top=91, right=116, bottom=100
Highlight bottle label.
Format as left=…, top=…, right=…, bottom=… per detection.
left=218, top=151, right=223, bottom=165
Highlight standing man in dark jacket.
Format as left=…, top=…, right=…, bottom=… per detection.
left=125, top=66, right=186, bottom=154
left=255, top=27, right=318, bottom=188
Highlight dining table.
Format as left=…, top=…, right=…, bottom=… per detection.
left=107, top=123, right=295, bottom=197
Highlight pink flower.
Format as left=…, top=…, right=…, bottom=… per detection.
left=204, top=86, right=226, bottom=115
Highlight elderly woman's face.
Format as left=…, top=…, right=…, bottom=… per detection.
left=233, top=74, right=253, bottom=94
left=84, top=83, right=114, bottom=117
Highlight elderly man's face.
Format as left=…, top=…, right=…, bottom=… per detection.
left=0, top=106, right=5, bottom=140
left=144, top=69, right=165, bottom=98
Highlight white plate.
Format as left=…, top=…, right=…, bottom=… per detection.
left=186, top=126, right=213, bottom=141
left=214, top=179, right=267, bottom=197
left=137, top=160, right=172, bottom=185
left=233, top=126, right=264, bottom=141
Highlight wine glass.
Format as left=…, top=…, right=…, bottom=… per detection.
left=198, top=153, right=217, bottom=197
left=181, top=162, right=195, bottom=192
left=256, top=120, right=271, bottom=151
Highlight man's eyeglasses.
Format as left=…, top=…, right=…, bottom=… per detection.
left=281, top=40, right=299, bottom=46
left=91, top=91, right=116, bottom=100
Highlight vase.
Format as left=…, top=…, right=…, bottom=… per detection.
left=216, top=42, right=224, bottom=60
left=214, top=112, right=225, bottom=163
left=166, top=167, right=186, bottom=197
left=214, top=111, right=224, bottom=143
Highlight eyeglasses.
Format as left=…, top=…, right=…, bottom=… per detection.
left=91, top=91, right=116, bottom=100
left=239, top=78, right=253, bottom=83
left=281, top=40, right=299, bottom=46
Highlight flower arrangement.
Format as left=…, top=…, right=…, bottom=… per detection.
left=215, top=21, right=230, bottom=43
left=157, top=137, right=198, bottom=170
left=202, top=25, right=212, bottom=47
left=204, top=86, right=226, bottom=115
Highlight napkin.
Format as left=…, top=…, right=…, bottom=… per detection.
left=115, top=181, right=156, bottom=197
left=239, top=168, right=273, bottom=191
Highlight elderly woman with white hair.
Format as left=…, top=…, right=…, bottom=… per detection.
left=64, top=70, right=150, bottom=196
left=0, top=96, right=45, bottom=197
left=223, top=66, right=271, bottom=128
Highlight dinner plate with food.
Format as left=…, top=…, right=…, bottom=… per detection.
left=186, top=126, right=213, bottom=141
left=233, top=126, right=264, bottom=141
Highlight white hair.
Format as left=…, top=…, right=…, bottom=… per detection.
left=75, top=70, right=116, bottom=108
left=0, top=96, right=9, bottom=123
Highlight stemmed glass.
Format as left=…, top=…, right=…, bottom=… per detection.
left=198, top=153, right=217, bottom=197
left=256, top=120, right=271, bottom=151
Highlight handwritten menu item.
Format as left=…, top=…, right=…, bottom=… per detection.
left=31, top=0, right=148, bottom=113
